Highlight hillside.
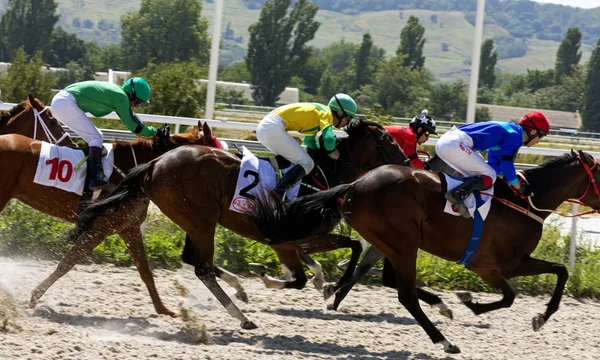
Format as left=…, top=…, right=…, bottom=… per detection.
left=31, top=0, right=599, bottom=79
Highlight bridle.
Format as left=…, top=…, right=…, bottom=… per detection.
left=33, top=106, right=70, bottom=145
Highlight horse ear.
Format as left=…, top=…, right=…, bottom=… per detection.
left=571, top=149, right=577, bottom=157
left=28, top=94, right=42, bottom=111
left=203, top=122, right=212, bottom=138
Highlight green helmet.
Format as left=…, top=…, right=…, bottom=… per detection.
left=328, top=93, right=357, bottom=118
left=123, top=77, right=151, bottom=104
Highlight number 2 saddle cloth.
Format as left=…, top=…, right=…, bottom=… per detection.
left=34, top=141, right=115, bottom=196
left=229, top=146, right=301, bottom=214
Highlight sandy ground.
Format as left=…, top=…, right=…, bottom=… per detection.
left=1, top=256, right=599, bottom=360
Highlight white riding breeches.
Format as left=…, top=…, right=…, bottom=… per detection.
left=256, top=113, right=315, bottom=174
left=51, top=90, right=104, bottom=147
left=435, top=127, right=497, bottom=183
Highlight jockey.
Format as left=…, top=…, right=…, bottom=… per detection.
left=256, top=93, right=357, bottom=197
left=384, top=109, right=437, bottom=169
left=436, top=111, right=549, bottom=218
left=50, top=78, right=166, bottom=191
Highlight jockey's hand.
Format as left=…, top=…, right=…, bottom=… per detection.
left=157, top=123, right=170, bottom=139
left=422, top=160, right=431, bottom=171
left=516, top=182, right=532, bottom=197
left=329, top=149, right=340, bottom=160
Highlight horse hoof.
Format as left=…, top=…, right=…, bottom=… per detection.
left=158, top=308, right=178, bottom=318
left=312, top=274, right=325, bottom=291
left=532, top=313, right=546, bottom=332
left=323, top=285, right=336, bottom=300
left=235, top=291, right=249, bottom=303
left=241, top=320, right=258, bottom=330
left=455, top=291, right=472, bottom=303
left=442, top=340, right=461, bottom=354
left=248, top=263, right=267, bottom=277
left=439, top=307, right=454, bottom=320
left=326, top=304, right=334, bottom=311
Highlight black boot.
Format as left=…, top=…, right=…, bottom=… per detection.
left=444, top=176, right=486, bottom=218
left=87, top=146, right=108, bottom=191
left=274, top=164, right=306, bottom=198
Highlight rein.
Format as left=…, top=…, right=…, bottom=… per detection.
left=34, top=107, right=70, bottom=145
left=481, top=155, right=600, bottom=224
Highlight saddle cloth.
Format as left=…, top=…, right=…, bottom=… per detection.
left=443, top=174, right=493, bottom=220
left=229, top=146, right=300, bottom=214
left=34, top=141, right=115, bottom=196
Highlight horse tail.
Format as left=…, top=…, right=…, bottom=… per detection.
left=249, top=184, right=353, bottom=245
left=70, top=161, right=155, bottom=240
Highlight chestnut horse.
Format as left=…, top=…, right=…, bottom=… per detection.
left=63, top=120, right=405, bottom=329
left=247, top=150, right=600, bottom=353
left=0, top=122, right=216, bottom=317
left=0, top=94, right=75, bottom=146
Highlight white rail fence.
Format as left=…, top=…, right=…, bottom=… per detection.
left=2, top=102, right=596, bottom=268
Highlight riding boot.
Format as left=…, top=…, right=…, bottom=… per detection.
left=444, top=176, right=486, bottom=218
left=87, top=146, right=109, bottom=191
left=274, top=164, right=306, bottom=198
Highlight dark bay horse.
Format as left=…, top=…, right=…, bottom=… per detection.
left=64, top=120, right=405, bottom=329
left=247, top=150, right=600, bottom=353
left=0, top=94, right=75, bottom=146
left=0, top=122, right=216, bottom=317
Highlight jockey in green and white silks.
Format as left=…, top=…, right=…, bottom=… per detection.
left=50, top=78, right=163, bottom=190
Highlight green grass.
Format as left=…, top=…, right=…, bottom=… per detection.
left=29, top=0, right=593, bottom=79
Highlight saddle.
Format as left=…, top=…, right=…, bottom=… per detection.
left=232, top=143, right=291, bottom=174
left=67, top=146, right=109, bottom=158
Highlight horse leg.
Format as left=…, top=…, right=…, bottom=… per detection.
left=502, top=256, right=568, bottom=332
left=190, top=229, right=257, bottom=330
left=118, top=225, right=177, bottom=317
left=30, top=230, right=109, bottom=308
left=298, top=234, right=363, bottom=297
left=213, top=266, right=249, bottom=303
left=390, top=254, right=460, bottom=354
left=331, top=245, right=384, bottom=308
left=298, top=253, right=324, bottom=291
left=250, top=247, right=308, bottom=290
left=455, top=268, right=515, bottom=316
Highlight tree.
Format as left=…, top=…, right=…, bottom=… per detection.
left=136, top=61, right=206, bottom=117
left=82, top=19, right=94, bottom=29
left=356, top=32, right=373, bottom=90
left=218, top=62, right=252, bottom=83
left=45, top=27, right=87, bottom=67
left=0, top=0, right=59, bottom=61
left=555, top=27, right=582, bottom=83
left=0, top=47, right=55, bottom=103
left=582, top=39, right=600, bottom=131
left=246, top=0, right=320, bottom=106
left=121, top=0, right=210, bottom=71
left=396, top=16, right=425, bottom=70
left=479, top=38, right=497, bottom=89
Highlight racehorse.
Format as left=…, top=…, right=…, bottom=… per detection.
left=246, top=150, right=600, bottom=353
left=0, top=94, right=75, bottom=146
left=63, top=119, right=405, bottom=329
left=0, top=122, right=217, bottom=317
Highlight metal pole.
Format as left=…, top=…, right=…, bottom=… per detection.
left=466, top=0, right=486, bottom=124
left=569, top=203, right=579, bottom=271
left=205, top=0, right=224, bottom=120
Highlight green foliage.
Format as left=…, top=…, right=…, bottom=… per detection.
left=355, top=32, right=374, bottom=91
left=555, top=27, right=582, bottom=83
left=246, top=0, right=320, bottom=106
left=525, top=69, right=555, bottom=92
left=396, top=16, right=425, bottom=70
left=0, top=48, right=56, bottom=103
left=429, top=80, right=467, bottom=121
left=582, top=38, right=600, bottom=131
left=479, top=38, right=497, bottom=89
left=534, top=65, right=586, bottom=112
left=0, top=0, right=59, bottom=61
left=218, top=62, right=251, bottom=83
left=493, top=36, right=528, bottom=60
left=120, top=0, right=210, bottom=71
left=55, top=61, right=88, bottom=89
left=45, top=27, right=87, bottom=67
left=135, top=61, right=207, bottom=117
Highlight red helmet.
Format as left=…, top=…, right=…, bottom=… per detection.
left=519, top=111, right=549, bottom=136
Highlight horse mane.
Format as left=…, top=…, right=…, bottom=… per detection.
left=0, top=101, right=29, bottom=127
left=524, top=152, right=580, bottom=177
left=112, top=126, right=203, bottom=152
left=344, top=119, right=383, bottom=139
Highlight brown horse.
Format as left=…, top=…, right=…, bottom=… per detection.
left=247, top=150, right=600, bottom=353
left=0, top=122, right=215, bottom=317
left=0, top=94, right=75, bottom=146
left=61, top=119, right=405, bottom=329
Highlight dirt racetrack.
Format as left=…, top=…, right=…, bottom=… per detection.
left=1, top=256, right=599, bottom=360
